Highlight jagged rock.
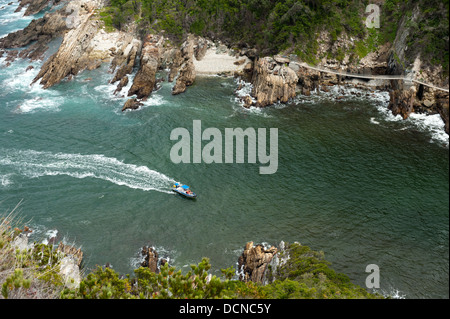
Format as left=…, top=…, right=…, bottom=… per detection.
left=194, top=37, right=208, bottom=61
left=167, top=48, right=183, bottom=83
left=172, top=59, right=196, bottom=95
left=31, top=7, right=100, bottom=88
left=243, top=95, right=253, bottom=108
left=141, top=246, right=159, bottom=273
left=110, top=38, right=142, bottom=84
left=388, top=88, right=417, bottom=120
left=114, top=75, right=128, bottom=94
left=122, top=98, right=143, bottom=112
left=15, top=0, right=61, bottom=16
left=127, top=34, right=162, bottom=99
left=0, top=11, right=67, bottom=56
left=238, top=241, right=277, bottom=284
left=274, top=55, right=290, bottom=64
left=234, top=61, right=254, bottom=83
left=32, top=1, right=122, bottom=88
left=250, top=57, right=298, bottom=107
left=172, top=35, right=197, bottom=95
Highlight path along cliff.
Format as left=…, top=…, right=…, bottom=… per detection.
left=0, top=0, right=448, bottom=134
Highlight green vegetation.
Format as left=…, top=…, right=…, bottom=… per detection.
left=380, top=0, right=449, bottom=75
left=1, top=210, right=381, bottom=299
left=99, top=0, right=367, bottom=60
left=0, top=207, right=67, bottom=299
left=97, top=0, right=448, bottom=73
left=262, top=243, right=380, bottom=299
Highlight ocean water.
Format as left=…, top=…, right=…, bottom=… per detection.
left=1, top=1, right=449, bottom=299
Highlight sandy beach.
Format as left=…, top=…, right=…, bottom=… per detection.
left=193, top=48, right=251, bottom=75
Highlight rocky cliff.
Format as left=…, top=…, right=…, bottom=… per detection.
left=2, top=0, right=448, bottom=134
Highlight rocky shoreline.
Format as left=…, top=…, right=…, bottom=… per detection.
left=1, top=0, right=448, bottom=134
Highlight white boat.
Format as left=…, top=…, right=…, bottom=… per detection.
left=172, top=183, right=197, bottom=199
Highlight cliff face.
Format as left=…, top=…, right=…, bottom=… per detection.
left=2, top=0, right=448, bottom=134
left=383, top=1, right=449, bottom=133
left=247, top=56, right=298, bottom=108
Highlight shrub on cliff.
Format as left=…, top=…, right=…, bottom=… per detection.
left=261, top=242, right=382, bottom=299
left=0, top=207, right=68, bottom=299
left=2, top=208, right=380, bottom=299
left=60, top=258, right=262, bottom=299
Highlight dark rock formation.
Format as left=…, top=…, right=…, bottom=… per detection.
left=237, top=241, right=277, bottom=284
left=141, top=246, right=161, bottom=273
left=122, top=98, right=143, bottom=112
left=0, top=11, right=68, bottom=61
left=436, top=92, right=450, bottom=134
left=114, top=75, right=128, bottom=94
left=167, top=48, right=183, bottom=83
left=388, top=87, right=416, bottom=120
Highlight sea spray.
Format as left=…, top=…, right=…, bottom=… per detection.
left=0, top=148, right=176, bottom=194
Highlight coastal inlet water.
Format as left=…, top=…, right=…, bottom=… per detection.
left=1, top=2, right=448, bottom=299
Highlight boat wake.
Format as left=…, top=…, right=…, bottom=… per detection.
left=0, top=148, right=176, bottom=194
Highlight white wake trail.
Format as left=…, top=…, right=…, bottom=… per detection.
left=0, top=149, right=176, bottom=194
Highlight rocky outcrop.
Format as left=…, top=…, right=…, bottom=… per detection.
left=172, top=35, right=197, bottom=95
left=436, top=92, right=450, bottom=134
left=31, top=1, right=103, bottom=88
left=110, top=37, right=142, bottom=85
left=113, top=75, right=129, bottom=95
left=388, top=85, right=416, bottom=120
left=15, top=0, right=62, bottom=16
left=0, top=11, right=68, bottom=62
left=31, top=0, right=130, bottom=88
left=244, top=56, right=298, bottom=108
left=388, top=82, right=450, bottom=133
left=122, top=98, right=143, bottom=112
left=127, top=34, right=162, bottom=99
left=0, top=11, right=66, bottom=49
left=141, top=246, right=159, bottom=273
left=141, top=246, right=167, bottom=274
left=237, top=242, right=277, bottom=284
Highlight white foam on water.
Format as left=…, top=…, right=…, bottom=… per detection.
left=370, top=117, right=380, bottom=125
left=231, top=79, right=275, bottom=118
left=372, top=95, right=449, bottom=147
left=234, top=78, right=254, bottom=103
left=0, top=148, right=177, bottom=194
left=0, top=173, right=12, bottom=187
left=129, top=245, right=177, bottom=270
left=373, top=287, right=406, bottom=299
left=407, top=112, right=449, bottom=147
left=1, top=59, right=66, bottom=113
left=141, top=94, right=165, bottom=107
left=41, top=229, right=58, bottom=245
left=298, top=85, right=449, bottom=147
left=12, top=96, right=64, bottom=113
left=0, top=2, right=35, bottom=39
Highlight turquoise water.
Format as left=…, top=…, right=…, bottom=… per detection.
left=1, top=2, right=449, bottom=298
